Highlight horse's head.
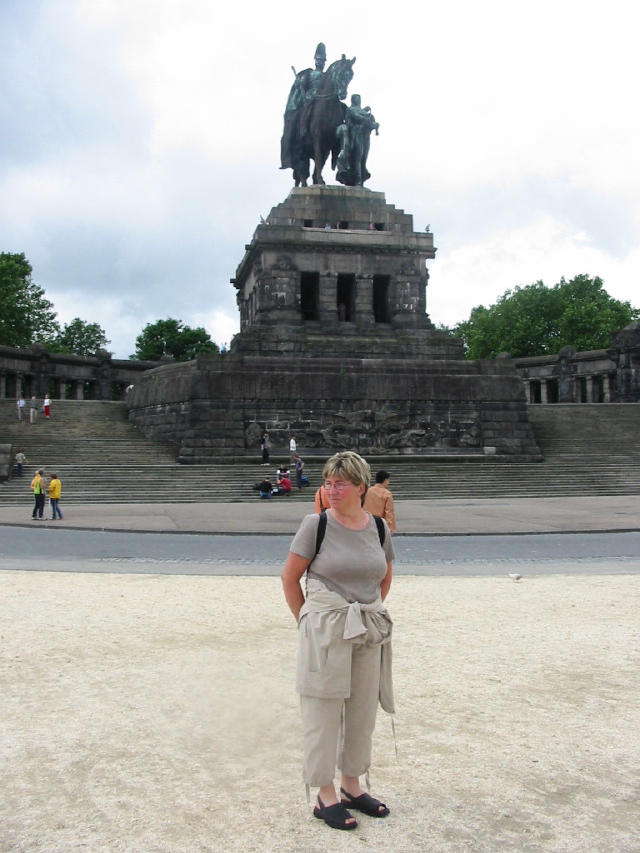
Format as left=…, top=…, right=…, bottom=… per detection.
left=326, top=56, right=355, bottom=101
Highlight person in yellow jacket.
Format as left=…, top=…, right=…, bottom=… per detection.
left=48, top=473, right=64, bottom=520
left=31, top=469, right=46, bottom=520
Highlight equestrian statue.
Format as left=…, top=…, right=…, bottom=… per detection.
left=280, top=43, right=378, bottom=187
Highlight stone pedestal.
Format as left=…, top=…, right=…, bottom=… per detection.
left=230, top=186, right=461, bottom=359
left=127, top=187, right=542, bottom=461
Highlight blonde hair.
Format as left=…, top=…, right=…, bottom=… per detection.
left=322, top=451, right=371, bottom=505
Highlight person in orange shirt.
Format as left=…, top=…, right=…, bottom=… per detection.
left=314, top=484, right=330, bottom=512
left=362, top=470, right=396, bottom=533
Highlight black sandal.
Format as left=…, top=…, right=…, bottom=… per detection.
left=313, top=796, right=358, bottom=830
left=340, top=787, right=390, bottom=817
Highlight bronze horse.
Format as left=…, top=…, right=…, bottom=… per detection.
left=291, top=56, right=355, bottom=187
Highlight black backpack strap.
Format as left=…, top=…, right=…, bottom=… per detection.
left=373, top=515, right=385, bottom=547
left=314, top=509, right=328, bottom=558
left=306, top=509, right=328, bottom=597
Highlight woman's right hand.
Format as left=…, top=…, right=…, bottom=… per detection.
left=281, top=551, right=311, bottom=621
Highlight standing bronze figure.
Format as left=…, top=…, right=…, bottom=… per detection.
left=336, top=95, right=379, bottom=187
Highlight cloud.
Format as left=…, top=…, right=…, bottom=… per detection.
left=431, top=215, right=640, bottom=327
left=192, top=309, right=239, bottom=349
left=1, top=0, right=639, bottom=359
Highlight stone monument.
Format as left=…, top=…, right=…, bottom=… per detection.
left=127, top=46, right=541, bottom=463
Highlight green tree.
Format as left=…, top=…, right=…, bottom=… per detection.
left=454, top=275, right=639, bottom=359
left=50, top=318, right=111, bottom=357
left=131, top=317, right=218, bottom=361
left=0, top=252, right=60, bottom=347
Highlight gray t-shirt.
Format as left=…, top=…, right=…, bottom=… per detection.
left=290, top=512, right=396, bottom=604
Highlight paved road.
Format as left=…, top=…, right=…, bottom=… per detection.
left=1, top=526, right=639, bottom=576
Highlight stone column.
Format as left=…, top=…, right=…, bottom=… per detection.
left=540, top=380, right=549, bottom=403
left=0, top=371, right=5, bottom=398
left=603, top=374, right=612, bottom=403
left=318, top=273, right=336, bottom=323
left=75, top=382, right=84, bottom=400
left=585, top=375, right=593, bottom=402
left=59, top=380, right=67, bottom=400
left=355, top=275, right=375, bottom=325
left=390, top=277, right=424, bottom=328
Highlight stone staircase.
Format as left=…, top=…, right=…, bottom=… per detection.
left=1, top=400, right=639, bottom=504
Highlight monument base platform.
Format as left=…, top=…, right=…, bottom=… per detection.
left=127, top=186, right=541, bottom=463
left=126, top=353, right=542, bottom=462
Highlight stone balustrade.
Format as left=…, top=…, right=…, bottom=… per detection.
left=515, top=322, right=640, bottom=404
left=0, top=344, right=160, bottom=401
left=2, top=321, right=638, bottom=408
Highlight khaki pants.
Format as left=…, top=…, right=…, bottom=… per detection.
left=300, top=641, right=381, bottom=787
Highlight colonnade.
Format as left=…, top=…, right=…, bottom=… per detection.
left=0, top=346, right=156, bottom=402
left=0, top=370, right=103, bottom=400
left=524, top=373, right=615, bottom=404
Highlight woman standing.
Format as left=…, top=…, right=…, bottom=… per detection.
left=30, top=469, right=46, bottom=519
left=48, top=473, right=63, bottom=520
left=281, top=450, right=394, bottom=832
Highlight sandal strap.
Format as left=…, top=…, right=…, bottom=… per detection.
left=340, top=788, right=389, bottom=816
left=323, top=801, right=351, bottom=819
left=315, top=798, right=357, bottom=829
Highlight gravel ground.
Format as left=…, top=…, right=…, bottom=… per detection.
left=1, top=571, right=639, bottom=853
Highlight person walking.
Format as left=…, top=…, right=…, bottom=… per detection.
left=29, top=396, right=38, bottom=423
left=48, top=473, right=63, bottom=520
left=31, top=469, right=46, bottom=519
left=15, top=450, right=27, bottom=477
left=43, top=396, right=52, bottom=418
left=16, top=396, right=25, bottom=421
left=294, top=454, right=305, bottom=489
left=363, top=470, right=396, bottom=534
left=281, top=451, right=394, bottom=832
left=289, top=435, right=297, bottom=462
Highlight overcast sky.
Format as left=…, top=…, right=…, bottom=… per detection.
left=2, top=0, right=639, bottom=358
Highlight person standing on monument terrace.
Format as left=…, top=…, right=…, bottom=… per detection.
left=363, top=470, right=396, bottom=534
left=289, top=435, right=297, bottom=461
left=261, top=432, right=270, bottom=465
left=14, top=449, right=27, bottom=477
left=48, top=473, right=63, bottom=520
left=31, top=469, right=46, bottom=519
left=43, top=395, right=52, bottom=418
left=281, top=450, right=394, bottom=832
left=29, top=395, right=38, bottom=423
left=16, top=395, right=25, bottom=420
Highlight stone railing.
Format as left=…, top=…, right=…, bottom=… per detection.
left=514, top=321, right=640, bottom=403
left=0, top=344, right=161, bottom=401
left=3, top=320, right=639, bottom=407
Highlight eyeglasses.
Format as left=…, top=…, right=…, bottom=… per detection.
left=323, top=480, right=354, bottom=491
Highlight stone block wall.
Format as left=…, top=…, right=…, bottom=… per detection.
left=126, top=354, right=541, bottom=462
left=0, top=444, right=11, bottom=480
